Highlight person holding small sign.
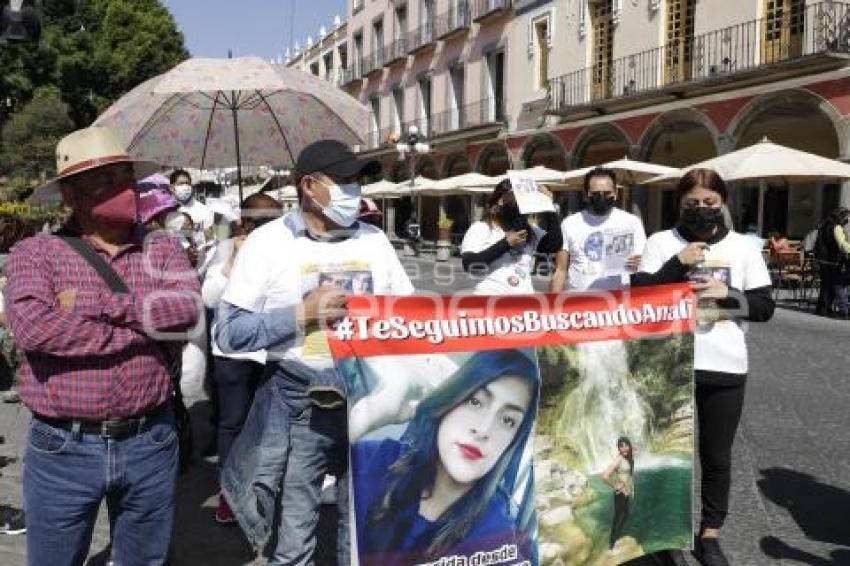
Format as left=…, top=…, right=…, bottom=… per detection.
left=461, top=178, right=562, bottom=295
left=549, top=168, right=646, bottom=293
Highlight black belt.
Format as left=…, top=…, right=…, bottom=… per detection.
left=34, top=403, right=169, bottom=440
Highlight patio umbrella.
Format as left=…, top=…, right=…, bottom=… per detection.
left=419, top=172, right=501, bottom=196
left=554, top=157, right=679, bottom=190
left=393, top=176, right=437, bottom=195
left=362, top=180, right=401, bottom=199
left=93, top=56, right=370, bottom=202
left=495, top=166, right=567, bottom=184
left=647, top=138, right=850, bottom=234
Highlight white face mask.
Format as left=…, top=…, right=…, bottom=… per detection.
left=315, top=181, right=362, bottom=227
left=173, top=183, right=193, bottom=203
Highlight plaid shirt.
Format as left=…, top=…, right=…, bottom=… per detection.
left=4, top=228, right=201, bottom=420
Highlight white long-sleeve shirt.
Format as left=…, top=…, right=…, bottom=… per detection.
left=202, top=237, right=266, bottom=364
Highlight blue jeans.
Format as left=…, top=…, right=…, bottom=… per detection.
left=221, top=372, right=349, bottom=565
left=267, top=404, right=349, bottom=565
left=24, top=408, right=177, bottom=566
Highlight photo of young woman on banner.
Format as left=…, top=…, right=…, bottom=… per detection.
left=339, top=348, right=541, bottom=566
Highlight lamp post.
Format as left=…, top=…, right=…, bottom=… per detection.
left=395, top=124, right=430, bottom=255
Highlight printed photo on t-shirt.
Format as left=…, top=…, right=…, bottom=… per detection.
left=300, top=261, right=374, bottom=358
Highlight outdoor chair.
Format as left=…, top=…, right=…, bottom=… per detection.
left=773, top=250, right=805, bottom=302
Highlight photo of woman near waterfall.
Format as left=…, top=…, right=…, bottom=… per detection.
left=339, top=349, right=540, bottom=566
left=602, top=437, right=635, bottom=550
left=533, top=337, right=694, bottom=565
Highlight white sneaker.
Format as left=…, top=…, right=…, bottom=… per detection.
left=0, top=509, right=25, bottom=535
left=320, top=475, right=337, bottom=505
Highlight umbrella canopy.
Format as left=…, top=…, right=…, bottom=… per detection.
left=647, top=138, right=850, bottom=184
left=419, top=172, right=502, bottom=196
left=393, top=176, right=437, bottom=196
left=647, top=138, right=850, bottom=234
left=556, top=157, right=679, bottom=189
left=362, top=179, right=400, bottom=199
left=495, top=166, right=567, bottom=184
left=94, top=56, right=370, bottom=201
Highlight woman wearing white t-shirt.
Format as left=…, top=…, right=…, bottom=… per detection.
left=460, top=179, right=562, bottom=295
left=633, top=168, right=774, bottom=566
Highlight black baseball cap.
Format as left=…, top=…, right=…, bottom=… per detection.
left=296, top=140, right=381, bottom=178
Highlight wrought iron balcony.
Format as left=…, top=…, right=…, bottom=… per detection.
left=341, top=63, right=363, bottom=86
left=409, top=21, right=436, bottom=54
left=472, top=0, right=511, bottom=23
left=430, top=98, right=506, bottom=137
left=385, top=36, right=409, bottom=66
left=435, top=1, right=471, bottom=41
left=548, top=1, right=850, bottom=117
left=361, top=50, right=385, bottom=77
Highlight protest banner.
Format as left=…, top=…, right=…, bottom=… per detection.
left=329, top=285, right=696, bottom=566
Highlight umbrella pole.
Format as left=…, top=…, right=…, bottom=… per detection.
left=232, top=101, right=243, bottom=203
left=757, top=178, right=766, bottom=236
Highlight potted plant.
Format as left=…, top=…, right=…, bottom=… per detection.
left=436, top=211, right=454, bottom=261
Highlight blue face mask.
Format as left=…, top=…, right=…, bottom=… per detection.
left=318, top=181, right=361, bottom=227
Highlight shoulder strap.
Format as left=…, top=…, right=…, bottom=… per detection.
left=56, top=235, right=182, bottom=389
left=56, top=235, right=129, bottom=294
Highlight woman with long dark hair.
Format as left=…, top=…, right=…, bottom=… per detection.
left=814, top=206, right=850, bottom=317
left=461, top=179, right=562, bottom=294
left=602, top=437, right=635, bottom=550
left=347, top=349, right=540, bottom=564
left=633, top=168, right=774, bottom=566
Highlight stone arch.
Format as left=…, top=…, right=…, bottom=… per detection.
left=728, top=88, right=848, bottom=157
left=390, top=160, right=409, bottom=182
left=475, top=143, right=512, bottom=176
left=520, top=133, right=569, bottom=170
left=443, top=153, right=472, bottom=178
left=727, top=88, right=847, bottom=237
left=571, top=123, right=631, bottom=168
left=416, top=156, right=439, bottom=179
left=638, top=108, right=720, bottom=165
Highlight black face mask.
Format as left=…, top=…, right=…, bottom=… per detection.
left=588, top=193, right=616, bottom=215
left=681, top=207, right=724, bottom=234
left=497, top=202, right=523, bottom=228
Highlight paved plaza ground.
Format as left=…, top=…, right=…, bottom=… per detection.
left=1, top=256, right=848, bottom=565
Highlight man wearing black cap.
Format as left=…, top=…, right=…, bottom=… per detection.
left=214, top=140, right=414, bottom=564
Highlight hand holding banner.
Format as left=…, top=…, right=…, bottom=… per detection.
left=331, top=286, right=697, bottom=566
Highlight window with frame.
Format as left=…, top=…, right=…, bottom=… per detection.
left=591, top=0, right=614, bottom=100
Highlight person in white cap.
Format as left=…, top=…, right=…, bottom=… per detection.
left=4, top=126, right=201, bottom=565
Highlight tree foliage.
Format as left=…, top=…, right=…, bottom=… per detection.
left=0, top=86, right=74, bottom=198
left=0, top=0, right=188, bottom=186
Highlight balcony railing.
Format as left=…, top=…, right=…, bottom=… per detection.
left=409, top=21, right=436, bottom=53
left=341, top=63, right=362, bottom=86
left=385, top=36, right=409, bottom=65
left=430, top=98, right=505, bottom=137
left=549, top=1, right=850, bottom=114
left=472, top=0, right=511, bottom=22
left=435, top=1, right=471, bottom=41
left=363, top=101, right=505, bottom=150
left=361, top=50, right=385, bottom=77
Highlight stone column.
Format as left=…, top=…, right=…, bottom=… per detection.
left=384, top=198, right=397, bottom=239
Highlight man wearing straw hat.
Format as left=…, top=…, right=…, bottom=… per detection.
left=4, top=126, right=202, bottom=565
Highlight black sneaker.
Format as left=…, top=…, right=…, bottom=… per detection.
left=0, top=509, right=26, bottom=535
left=692, top=535, right=730, bottom=566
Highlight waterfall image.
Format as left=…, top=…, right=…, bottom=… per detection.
left=534, top=335, right=694, bottom=565
left=557, top=341, right=649, bottom=473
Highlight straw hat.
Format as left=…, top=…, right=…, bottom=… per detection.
left=30, top=126, right=160, bottom=203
